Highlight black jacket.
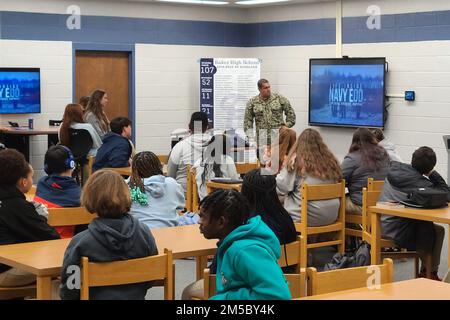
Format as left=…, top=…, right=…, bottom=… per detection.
left=60, top=214, right=158, bottom=300
left=380, top=161, right=450, bottom=249
left=0, top=185, right=60, bottom=273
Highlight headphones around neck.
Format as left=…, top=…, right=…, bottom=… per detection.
left=44, top=145, right=76, bottom=175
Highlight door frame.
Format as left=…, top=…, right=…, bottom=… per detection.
left=72, top=43, right=136, bottom=145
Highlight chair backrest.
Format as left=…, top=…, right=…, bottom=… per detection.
left=235, top=161, right=259, bottom=175
left=47, top=207, right=97, bottom=227
left=68, top=128, right=93, bottom=161
left=80, top=249, right=174, bottom=300
left=298, top=180, right=346, bottom=231
left=361, top=188, right=382, bottom=240
left=49, top=119, right=63, bottom=126
left=204, top=237, right=305, bottom=299
left=206, top=181, right=242, bottom=195
left=157, top=155, right=169, bottom=165
left=306, top=258, right=393, bottom=296
left=367, top=177, right=384, bottom=191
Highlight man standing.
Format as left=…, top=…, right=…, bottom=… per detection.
left=244, top=79, right=296, bottom=145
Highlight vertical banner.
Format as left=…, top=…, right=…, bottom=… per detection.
left=200, top=58, right=260, bottom=132
left=200, top=58, right=216, bottom=128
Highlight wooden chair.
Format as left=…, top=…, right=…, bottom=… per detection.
left=345, top=178, right=384, bottom=239
left=206, top=181, right=242, bottom=194
left=25, top=185, right=37, bottom=201
left=367, top=177, right=384, bottom=191
left=47, top=207, right=97, bottom=227
left=80, top=249, right=174, bottom=300
left=295, top=181, right=346, bottom=269
left=87, top=156, right=95, bottom=178
left=104, top=167, right=131, bottom=177
left=235, top=161, right=259, bottom=175
left=306, top=258, right=393, bottom=296
left=157, top=155, right=169, bottom=165
left=190, top=167, right=200, bottom=212
left=203, top=236, right=306, bottom=299
left=185, top=165, right=193, bottom=212
left=362, top=188, right=420, bottom=277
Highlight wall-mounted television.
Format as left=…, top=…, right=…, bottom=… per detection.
left=0, top=68, right=41, bottom=114
left=309, top=57, right=386, bottom=128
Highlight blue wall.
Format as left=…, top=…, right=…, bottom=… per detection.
left=1, top=10, right=449, bottom=47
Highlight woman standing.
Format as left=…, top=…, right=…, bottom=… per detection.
left=84, top=89, right=110, bottom=139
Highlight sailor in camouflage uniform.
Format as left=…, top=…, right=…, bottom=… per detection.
left=244, top=79, right=296, bottom=149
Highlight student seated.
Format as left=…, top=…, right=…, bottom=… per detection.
left=92, top=117, right=133, bottom=172
left=59, top=103, right=102, bottom=157
left=370, top=128, right=403, bottom=163
left=167, top=111, right=210, bottom=192
left=33, top=145, right=81, bottom=239
left=241, top=169, right=297, bottom=246
left=198, top=189, right=291, bottom=300
left=276, top=128, right=342, bottom=226
left=341, top=128, right=390, bottom=215
left=128, top=151, right=184, bottom=229
left=193, top=134, right=239, bottom=201
left=380, top=146, right=448, bottom=280
left=0, top=149, right=60, bottom=287
left=60, top=170, right=158, bottom=300
left=262, top=125, right=296, bottom=174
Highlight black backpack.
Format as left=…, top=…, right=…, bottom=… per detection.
left=323, top=241, right=371, bottom=271
left=401, top=188, right=448, bottom=209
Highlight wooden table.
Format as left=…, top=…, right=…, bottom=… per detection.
left=0, top=126, right=59, bottom=162
left=0, top=224, right=216, bottom=299
left=298, top=278, right=450, bottom=300
left=369, top=204, right=450, bottom=267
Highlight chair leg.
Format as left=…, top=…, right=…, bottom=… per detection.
left=414, top=256, right=420, bottom=278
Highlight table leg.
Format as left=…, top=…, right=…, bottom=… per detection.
left=196, top=256, right=208, bottom=281
left=448, top=226, right=450, bottom=270
left=36, top=276, right=52, bottom=300
left=371, top=211, right=381, bottom=265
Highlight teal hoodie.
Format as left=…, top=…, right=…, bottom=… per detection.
left=210, top=215, right=291, bottom=300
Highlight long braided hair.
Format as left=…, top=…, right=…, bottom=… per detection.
left=241, top=169, right=297, bottom=245
left=200, top=134, right=231, bottom=187
left=128, top=151, right=163, bottom=205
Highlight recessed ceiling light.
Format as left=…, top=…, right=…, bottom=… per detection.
left=235, top=0, right=290, bottom=5
left=157, top=0, right=229, bottom=5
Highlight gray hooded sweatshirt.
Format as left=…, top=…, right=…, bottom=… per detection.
left=60, top=214, right=158, bottom=300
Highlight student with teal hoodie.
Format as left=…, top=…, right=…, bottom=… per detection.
left=198, top=189, right=291, bottom=300
left=128, top=151, right=185, bottom=229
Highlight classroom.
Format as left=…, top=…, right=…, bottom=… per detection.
left=0, top=0, right=449, bottom=302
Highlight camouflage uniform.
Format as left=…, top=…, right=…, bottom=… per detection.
left=243, top=93, right=296, bottom=144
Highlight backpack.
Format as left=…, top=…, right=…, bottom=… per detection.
left=323, top=241, right=371, bottom=271
left=402, top=188, right=448, bottom=209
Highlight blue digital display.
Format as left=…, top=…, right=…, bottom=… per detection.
left=0, top=68, right=41, bottom=114
left=405, top=91, right=415, bottom=101
left=309, top=58, right=386, bottom=128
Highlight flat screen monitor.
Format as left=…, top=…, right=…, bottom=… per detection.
left=0, top=68, right=41, bottom=114
left=309, top=58, right=386, bottom=128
